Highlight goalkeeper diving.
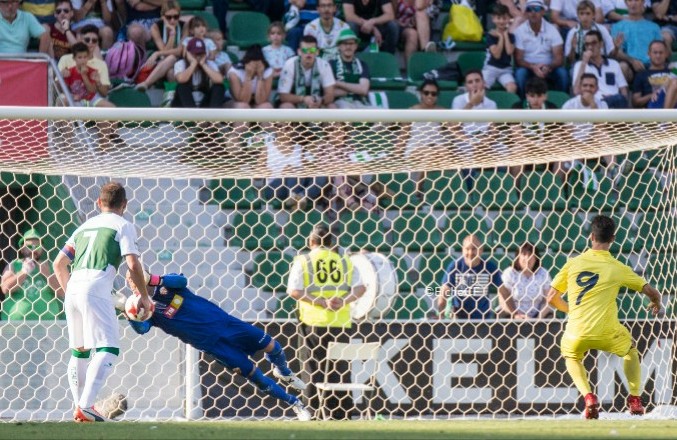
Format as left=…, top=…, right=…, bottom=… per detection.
left=122, top=271, right=312, bottom=421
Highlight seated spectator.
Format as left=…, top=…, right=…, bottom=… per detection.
left=396, top=0, right=439, bottom=65
left=329, top=29, right=371, bottom=108
left=0, top=0, right=46, bottom=53
left=134, top=0, right=186, bottom=92
left=343, top=0, right=399, bottom=54
left=119, top=0, right=162, bottom=44
left=21, top=0, right=54, bottom=24
left=572, top=30, right=628, bottom=108
left=39, top=0, right=78, bottom=60
left=496, top=0, right=526, bottom=30
left=58, top=25, right=110, bottom=89
left=651, top=0, right=677, bottom=48
left=482, top=3, right=517, bottom=94
left=514, top=0, right=569, bottom=96
left=303, top=0, right=349, bottom=61
left=172, top=37, right=225, bottom=108
left=563, top=73, right=608, bottom=108
left=436, top=234, right=501, bottom=320
left=602, top=0, right=630, bottom=23
left=611, top=0, right=662, bottom=84
left=227, top=44, right=274, bottom=108
left=263, top=21, right=295, bottom=77
left=497, top=243, right=553, bottom=319
left=632, top=39, right=672, bottom=108
left=551, top=0, right=603, bottom=37
left=211, top=0, right=228, bottom=37
left=278, top=35, right=336, bottom=108
left=512, top=77, right=557, bottom=109
left=208, top=29, right=232, bottom=75
left=284, top=0, right=321, bottom=50
left=181, top=16, right=218, bottom=60
left=565, top=0, right=614, bottom=65
left=0, top=229, right=64, bottom=321
left=61, top=41, right=115, bottom=107
left=71, top=0, right=115, bottom=49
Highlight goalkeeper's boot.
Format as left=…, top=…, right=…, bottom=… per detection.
left=273, top=366, right=307, bottom=391
left=292, top=400, right=312, bottom=422
left=94, top=393, right=128, bottom=420
left=74, top=406, right=108, bottom=422
left=627, top=395, right=645, bottom=416
left=583, top=393, right=599, bottom=420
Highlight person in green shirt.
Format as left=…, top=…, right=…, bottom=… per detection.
left=0, top=228, right=64, bottom=320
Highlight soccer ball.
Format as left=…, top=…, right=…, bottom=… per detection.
left=125, top=294, right=155, bottom=321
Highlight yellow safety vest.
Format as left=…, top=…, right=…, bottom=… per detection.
left=297, top=247, right=353, bottom=328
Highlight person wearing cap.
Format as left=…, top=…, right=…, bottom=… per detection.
left=329, top=29, right=372, bottom=109
left=514, top=0, right=569, bottom=97
left=278, top=34, right=336, bottom=108
left=172, top=36, right=225, bottom=108
left=1, top=228, right=64, bottom=320
left=286, top=223, right=366, bottom=420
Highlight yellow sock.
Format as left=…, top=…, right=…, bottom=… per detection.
left=623, top=347, right=641, bottom=396
left=565, top=358, right=592, bottom=396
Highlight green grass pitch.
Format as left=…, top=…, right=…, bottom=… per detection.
left=1, top=420, right=676, bottom=439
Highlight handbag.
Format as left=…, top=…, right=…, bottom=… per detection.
left=442, top=0, right=483, bottom=43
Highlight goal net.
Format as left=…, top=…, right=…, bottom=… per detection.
left=0, top=107, right=674, bottom=421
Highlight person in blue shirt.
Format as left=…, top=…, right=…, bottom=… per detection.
left=124, top=271, right=311, bottom=421
left=436, top=234, right=501, bottom=319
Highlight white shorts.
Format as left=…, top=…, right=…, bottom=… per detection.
left=65, top=292, right=119, bottom=350
left=482, top=65, right=516, bottom=89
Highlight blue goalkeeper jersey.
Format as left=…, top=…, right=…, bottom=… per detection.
left=128, top=274, right=270, bottom=357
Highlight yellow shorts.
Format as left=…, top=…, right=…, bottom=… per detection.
left=561, top=325, right=633, bottom=361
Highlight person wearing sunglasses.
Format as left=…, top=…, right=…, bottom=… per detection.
left=514, top=0, right=569, bottom=97
left=279, top=35, right=336, bottom=108
left=1, top=228, right=64, bottom=321
left=0, top=0, right=46, bottom=53
left=39, top=0, right=77, bottom=60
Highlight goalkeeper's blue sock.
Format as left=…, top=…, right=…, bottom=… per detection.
left=68, top=350, right=90, bottom=405
left=79, top=349, right=118, bottom=409
left=265, top=341, right=292, bottom=377
left=249, top=368, right=298, bottom=406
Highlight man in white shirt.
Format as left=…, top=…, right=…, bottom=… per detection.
left=303, top=0, right=349, bottom=61
left=279, top=35, right=336, bottom=108
left=514, top=0, right=569, bottom=96
left=572, top=30, right=628, bottom=107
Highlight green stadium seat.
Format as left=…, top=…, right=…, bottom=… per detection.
left=617, top=291, right=649, bottom=319
left=521, top=171, right=566, bottom=210
left=540, top=252, right=569, bottom=278
left=393, top=255, right=415, bottom=293
left=407, top=52, right=458, bottom=90
left=546, top=90, right=571, bottom=108
left=228, top=0, right=253, bottom=11
left=424, top=170, right=474, bottom=210
left=338, top=211, right=388, bottom=251
left=228, top=211, right=282, bottom=250
left=437, top=90, right=462, bottom=108
left=283, top=210, right=328, bottom=250
left=443, top=212, right=489, bottom=251
left=645, top=254, right=676, bottom=294
left=357, top=52, right=406, bottom=90
left=189, top=10, right=220, bottom=30
left=486, top=91, right=521, bottom=109
left=417, top=252, right=449, bottom=290
left=391, top=212, right=443, bottom=251
left=377, top=173, right=419, bottom=210
left=228, top=11, right=270, bottom=48
left=452, top=39, right=487, bottom=51
left=180, top=0, right=207, bottom=10
left=383, top=90, right=419, bottom=109
left=473, top=171, right=521, bottom=209
left=456, top=51, right=485, bottom=78
left=206, top=178, right=261, bottom=209
left=274, top=293, right=298, bottom=319
left=540, top=211, right=588, bottom=253
left=568, top=174, right=618, bottom=211
left=637, top=212, right=672, bottom=253
left=108, top=87, right=151, bottom=107
left=618, top=170, right=665, bottom=211
left=250, top=251, right=294, bottom=292
left=385, top=293, right=426, bottom=319
left=608, top=214, right=637, bottom=253
left=490, top=212, right=538, bottom=250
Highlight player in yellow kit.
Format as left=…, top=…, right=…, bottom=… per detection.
left=547, top=215, right=663, bottom=420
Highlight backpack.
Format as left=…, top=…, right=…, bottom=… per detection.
left=423, top=61, right=461, bottom=82
left=106, top=41, right=146, bottom=81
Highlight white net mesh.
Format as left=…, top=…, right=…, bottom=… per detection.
left=0, top=108, right=674, bottom=421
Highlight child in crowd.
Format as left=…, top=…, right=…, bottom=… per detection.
left=62, top=42, right=114, bottom=107
left=208, top=29, right=232, bottom=75
left=263, top=21, right=294, bottom=77
left=482, top=4, right=517, bottom=93
left=182, top=16, right=218, bottom=60
left=565, top=0, right=614, bottom=65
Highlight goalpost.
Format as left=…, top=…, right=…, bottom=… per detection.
left=0, top=107, right=674, bottom=421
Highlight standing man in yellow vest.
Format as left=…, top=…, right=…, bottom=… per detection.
left=286, top=223, right=366, bottom=420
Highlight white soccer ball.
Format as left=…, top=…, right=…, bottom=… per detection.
left=125, top=294, right=155, bottom=322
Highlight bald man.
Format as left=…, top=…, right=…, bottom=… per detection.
left=436, top=234, right=502, bottom=319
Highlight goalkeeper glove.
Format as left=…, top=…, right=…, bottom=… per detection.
left=144, top=269, right=163, bottom=287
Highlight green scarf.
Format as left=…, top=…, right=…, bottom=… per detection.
left=334, top=57, right=367, bottom=103
left=294, top=57, right=323, bottom=107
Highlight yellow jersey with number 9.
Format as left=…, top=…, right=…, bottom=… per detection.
left=551, top=249, right=647, bottom=338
